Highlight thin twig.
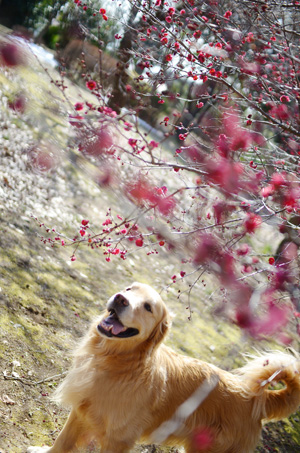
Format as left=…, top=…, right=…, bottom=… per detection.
left=3, top=371, right=67, bottom=386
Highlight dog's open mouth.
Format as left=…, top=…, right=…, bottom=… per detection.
left=97, top=310, right=139, bottom=338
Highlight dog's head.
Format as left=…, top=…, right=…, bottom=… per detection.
left=97, top=282, right=170, bottom=350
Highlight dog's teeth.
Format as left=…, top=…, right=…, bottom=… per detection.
left=101, top=322, right=113, bottom=332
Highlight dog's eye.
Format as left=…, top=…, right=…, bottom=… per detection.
left=144, top=303, right=152, bottom=313
left=126, top=287, right=131, bottom=291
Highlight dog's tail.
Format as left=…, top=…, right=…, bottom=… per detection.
left=237, top=351, right=300, bottom=422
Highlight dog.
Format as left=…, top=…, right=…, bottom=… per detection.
left=27, top=282, right=300, bottom=453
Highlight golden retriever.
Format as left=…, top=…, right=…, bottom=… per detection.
left=27, top=282, right=300, bottom=453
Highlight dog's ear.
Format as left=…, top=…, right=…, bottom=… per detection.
left=147, top=309, right=170, bottom=348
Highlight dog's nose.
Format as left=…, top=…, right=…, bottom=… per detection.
left=114, top=293, right=129, bottom=307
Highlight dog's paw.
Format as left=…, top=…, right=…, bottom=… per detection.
left=27, top=447, right=51, bottom=453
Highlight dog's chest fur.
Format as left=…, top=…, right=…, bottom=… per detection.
left=76, top=352, right=165, bottom=433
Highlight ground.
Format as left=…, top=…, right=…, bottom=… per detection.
left=0, top=30, right=300, bottom=453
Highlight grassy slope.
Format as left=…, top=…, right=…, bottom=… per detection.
left=1, top=180, right=300, bottom=453
left=0, top=36, right=299, bottom=453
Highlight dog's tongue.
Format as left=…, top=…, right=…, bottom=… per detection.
left=101, top=313, right=127, bottom=335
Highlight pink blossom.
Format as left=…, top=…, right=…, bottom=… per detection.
left=75, top=102, right=84, bottom=111
left=213, top=201, right=235, bottom=224
left=261, top=185, right=274, bottom=198
left=198, top=52, right=206, bottom=64
left=8, top=94, right=26, bottom=113
left=194, top=234, right=218, bottom=265
left=29, top=144, right=59, bottom=173
left=217, top=134, right=230, bottom=158
left=0, top=42, right=25, bottom=66
left=224, top=11, right=232, bottom=19
left=283, top=188, right=300, bottom=209
left=83, top=128, right=113, bottom=156
left=280, top=95, right=290, bottom=103
left=271, top=104, right=289, bottom=120
left=149, top=140, right=158, bottom=148
left=127, top=179, right=175, bottom=216
left=69, top=115, right=84, bottom=128
left=236, top=304, right=253, bottom=329
left=271, top=172, right=286, bottom=188
left=236, top=244, right=250, bottom=256
left=157, top=196, right=176, bottom=216
left=128, top=138, right=137, bottom=148
left=192, top=427, right=214, bottom=450
left=251, top=302, right=290, bottom=338
left=222, top=111, right=252, bottom=152
left=244, top=213, right=262, bottom=234
left=86, top=80, right=97, bottom=90
left=135, top=238, right=143, bottom=247
left=246, top=32, right=254, bottom=43
left=231, top=131, right=251, bottom=152
left=187, top=146, right=205, bottom=162
left=205, top=159, right=244, bottom=194
left=127, top=180, right=152, bottom=203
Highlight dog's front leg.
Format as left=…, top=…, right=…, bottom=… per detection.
left=27, top=409, right=84, bottom=453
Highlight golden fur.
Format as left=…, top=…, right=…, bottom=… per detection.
left=27, top=282, right=300, bottom=453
